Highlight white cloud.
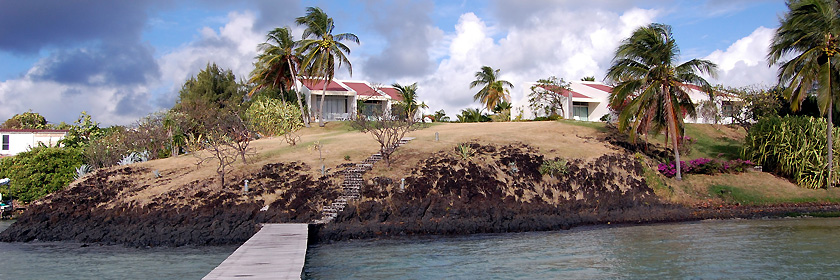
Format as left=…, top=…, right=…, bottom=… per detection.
left=704, top=26, right=777, bottom=87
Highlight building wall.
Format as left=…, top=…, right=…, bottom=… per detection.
left=0, top=132, right=66, bottom=156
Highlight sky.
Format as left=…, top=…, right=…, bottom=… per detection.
left=0, top=0, right=787, bottom=126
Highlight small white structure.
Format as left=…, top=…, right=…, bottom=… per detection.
left=297, top=79, right=405, bottom=121
left=0, top=129, right=68, bottom=156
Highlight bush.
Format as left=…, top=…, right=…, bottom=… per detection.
left=245, top=97, right=303, bottom=145
left=539, top=157, right=569, bottom=178
left=658, top=157, right=754, bottom=178
left=0, top=146, right=85, bottom=202
left=743, top=116, right=839, bottom=188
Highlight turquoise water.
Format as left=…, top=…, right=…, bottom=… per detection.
left=0, top=220, right=236, bottom=280
left=3, top=218, right=840, bottom=279
left=304, top=218, right=840, bottom=279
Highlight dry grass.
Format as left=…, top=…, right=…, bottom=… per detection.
left=661, top=171, right=840, bottom=205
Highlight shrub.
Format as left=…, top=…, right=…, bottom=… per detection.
left=658, top=157, right=754, bottom=178
left=539, top=158, right=569, bottom=178
left=0, top=146, right=85, bottom=202
left=245, top=97, right=303, bottom=145
left=456, top=143, right=475, bottom=160
left=743, top=116, right=839, bottom=188
left=678, top=136, right=695, bottom=156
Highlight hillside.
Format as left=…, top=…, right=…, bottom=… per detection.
left=3, top=121, right=840, bottom=246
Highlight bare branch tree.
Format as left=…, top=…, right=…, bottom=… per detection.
left=351, top=110, right=417, bottom=166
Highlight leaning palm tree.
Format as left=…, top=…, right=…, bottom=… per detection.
left=392, top=82, right=421, bottom=120
left=470, top=66, right=514, bottom=111
left=249, top=27, right=309, bottom=127
left=769, top=0, right=840, bottom=187
left=295, top=7, right=360, bottom=127
left=606, top=23, right=717, bottom=181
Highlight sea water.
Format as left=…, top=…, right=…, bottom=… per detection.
left=304, top=218, right=840, bottom=279
left=3, top=217, right=840, bottom=279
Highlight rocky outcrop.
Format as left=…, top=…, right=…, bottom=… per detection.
left=0, top=162, right=339, bottom=247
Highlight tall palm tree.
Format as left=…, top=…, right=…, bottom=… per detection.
left=392, top=82, right=421, bottom=120
left=606, top=23, right=717, bottom=181
left=470, top=66, right=514, bottom=111
left=249, top=27, right=309, bottom=127
left=295, top=7, right=359, bottom=127
left=769, top=0, right=840, bottom=187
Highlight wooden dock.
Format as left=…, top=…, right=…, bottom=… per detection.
left=204, top=223, right=309, bottom=280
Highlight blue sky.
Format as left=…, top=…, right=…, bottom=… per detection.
left=0, top=0, right=787, bottom=125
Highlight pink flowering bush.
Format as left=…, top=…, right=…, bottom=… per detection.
left=658, top=158, right=754, bottom=178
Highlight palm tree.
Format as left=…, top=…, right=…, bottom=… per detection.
left=606, top=23, right=717, bottom=181
left=769, top=0, right=840, bottom=187
left=392, top=82, right=422, bottom=120
left=295, top=7, right=360, bottom=127
left=249, top=27, right=309, bottom=127
left=470, top=66, right=514, bottom=111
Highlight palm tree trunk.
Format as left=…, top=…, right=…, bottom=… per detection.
left=287, top=60, right=309, bottom=127
left=664, top=85, right=682, bottom=181
left=828, top=96, right=834, bottom=187
left=319, top=77, right=327, bottom=127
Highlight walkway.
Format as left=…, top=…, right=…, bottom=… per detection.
left=203, top=223, right=309, bottom=280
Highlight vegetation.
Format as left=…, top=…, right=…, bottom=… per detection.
left=249, top=27, right=309, bottom=127
left=470, top=66, right=513, bottom=111
left=176, top=63, right=246, bottom=113
left=606, top=23, right=718, bottom=181
left=743, top=116, right=839, bottom=189
left=392, top=82, right=426, bottom=120
left=769, top=0, right=840, bottom=187
left=456, top=143, right=475, bottom=160
left=2, top=111, right=48, bottom=129
left=529, top=76, right=572, bottom=119
left=295, top=6, right=360, bottom=127
left=0, top=146, right=84, bottom=202
left=539, top=158, right=569, bottom=178
left=245, top=96, right=304, bottom=145
left=351, top=110, right=417, bottom=166
left=456, top=108, right=490, bottom=123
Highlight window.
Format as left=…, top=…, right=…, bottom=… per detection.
left=2, top=135, right=8, bottom=150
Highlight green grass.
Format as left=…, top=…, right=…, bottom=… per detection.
left=557, top=119, right=608, bottom=132
left=683, top=125, right=742, bottom=160
left=708, top=184, right=840, bottom=205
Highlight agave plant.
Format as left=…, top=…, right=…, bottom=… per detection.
left=118, top=150, right=151, bottom=166
left=74, top=164, right=92, bottom=180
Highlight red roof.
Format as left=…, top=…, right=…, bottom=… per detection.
left=378, top=87, right=403, bottom=101
left=302, top=79, right=348, bottom=91
left=538, top=85, right=591, bottom=99
left=0, top=129, right=68, bottom=133
left=344, top=82, right=380, bottom=97
left=582, top=83, right=613, bottom=93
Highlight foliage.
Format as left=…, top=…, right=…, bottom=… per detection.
left=2, top=110, right=48, bottom=129
left=59, top=111, right=104, bottom=149
left=249, top=27, right=309, bottom=127
left=743, top=115, right=840, bottom=188
left=0, top=146, right=85, bottom=202
left=581, top=76, right=596, bottom=81
left=678, top=135, right=695, bottom=156
left=533, top=115, right=562, bottom=121
left=769, top=0, right=840, bottom=187
left=176, top=63, right=246, bottom=113
left=456, top=108, right=490, bottom=123
left=657, top=158, right=753, bottom=178
left=432, top=109, right=450, bottom=122
left=351, top=110, right=418, bottom=166
left=539, top=158, right=569, bottom=178
left=245, top=96, right=303, bottom=145
left=529, top=76, right=571, bottom=118
left=295, top=6, right=360, bottom=127
left=74, top=164, right=92, bottom=181
left=456, top=143, right=475, bottom=160
left=605, top=23, right=717, bottom=181
left=697, top=99, right=720, bottom=124
left=392, top=82, right=426, bottom=120
left=118, top=151, right=150, bottom=166
left=490, top=101, right=512, bottom=122
left=470, top=66, right=513, bottom=111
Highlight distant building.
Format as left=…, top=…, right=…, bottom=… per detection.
left=297, top=79, right=404, bottom=121
left=517, top=81, right=740, bottom=124
left=0, top=129, right=68, bottom=156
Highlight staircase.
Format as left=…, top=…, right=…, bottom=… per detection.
left=315, top=137, right=414, bottom=224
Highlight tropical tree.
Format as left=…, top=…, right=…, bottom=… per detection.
left=392, top=82, right=424, bottom=120
left=606, top=23, right=717, bottom=181
left=249, top=27, right=309, bottom=127
left=529, top=76, right=572, bottom=118
left=295, top=7, right=360, bottom=127
left=769, top=0, right=840, bottom=187
left=470, top=66, right=514, bottom=111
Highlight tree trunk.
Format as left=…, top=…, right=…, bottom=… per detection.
left=288, top=59, right=309, bottom=128
left=664, top=85, right=682, bottom=181
left=319, top=77, right=327, bottom=127
left=568, top=90, right=573, bottom=120
left=829, top=97, right=834, bottom=187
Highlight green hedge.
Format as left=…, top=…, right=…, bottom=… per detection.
left=0, top=146, right=85, bottom=202
left=743, top=116, right=840, bottom=189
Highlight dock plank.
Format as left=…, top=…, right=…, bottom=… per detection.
left=204, top=224, right=309, bottom=280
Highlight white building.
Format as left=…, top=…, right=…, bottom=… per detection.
left=516, top=81, right=738, bottom=124
left=0, top=129, right=68, bottom=156
left=297, top=79, right=404, bottom=121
